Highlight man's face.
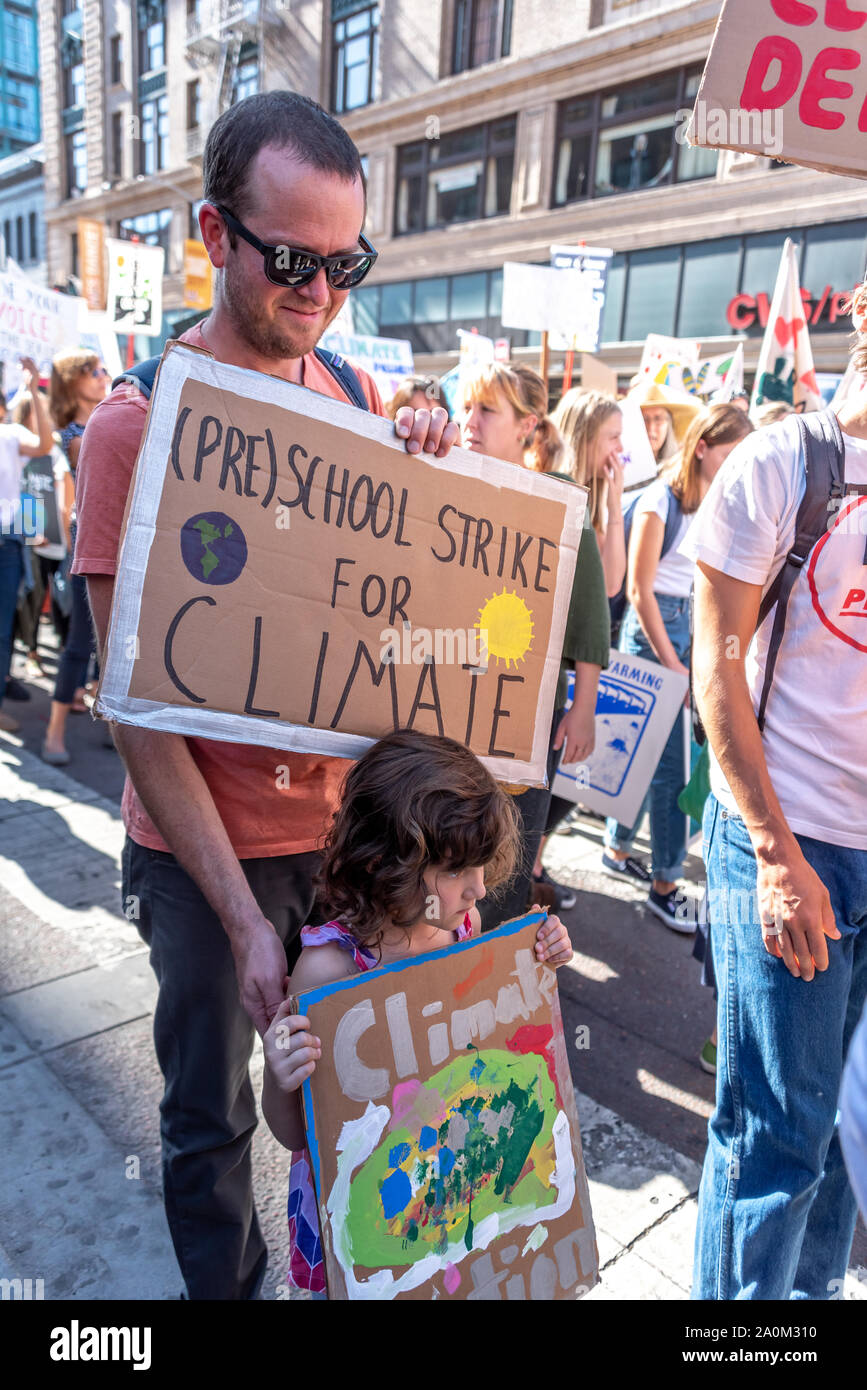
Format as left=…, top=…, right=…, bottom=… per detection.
left=219, top=146, right=365, bottom=362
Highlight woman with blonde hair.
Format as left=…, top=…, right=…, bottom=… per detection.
left=386, top=374, right=449, bottom=419
left=459, top=361, right=611, bottom=919
left=602, top=402, right=755, bottom=927
left=551, top=388, right=625, bottom=597
left=41, top=350, right=110, bottom=764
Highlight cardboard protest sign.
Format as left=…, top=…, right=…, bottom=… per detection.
left=96, top=344, right=585, bottom=785
left=319, top=328, right=414, bottom=404
left=501, top=262, right=600, bottom=342
left=689, top=0, right=867, bottom=178
left=0, top=269, right=84, bottom=390
left=553, top=651, right=689, bottom=824
left=294, top=911, right=598, bottom=1301
left=106, top=239, right=164, bottom=337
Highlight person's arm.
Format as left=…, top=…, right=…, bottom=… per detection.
left=88, top=573, right=293, bottom=1035
left=261, top=945, right=351, bottom=1150
left=59, top=469, right=74, bottom=549
left=692, top=561, right=839, bottom=981
left=554, top=660, right=601, bottom=765
left=16, top=359, right=54, bottom=456
left=627, top=511, right=686, bottom=677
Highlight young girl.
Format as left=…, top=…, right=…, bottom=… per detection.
left=262, top=728, right=573, bottom=1297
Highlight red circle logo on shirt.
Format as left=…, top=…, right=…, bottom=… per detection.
left=807, top=494, right=867, bottom=653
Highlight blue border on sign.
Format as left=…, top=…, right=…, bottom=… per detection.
left=298, top=909, right=547, bottom=1194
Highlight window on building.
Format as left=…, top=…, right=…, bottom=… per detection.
left=187, top=79, right=201, bottom=129
left=2, top=220, right=11, bottom=260
left=395, top=116, right=516, bottom=235
left=28, top=211, right=37, bottom=263
left=677, top=237, right=741, bottom=338
left=231, top=56, right=258, bottom=105
left=741, top=229, right=802, bottom=296
left=6, top=79, right=39, bottom=138
left=802, top=220, right=867, bottom=299
left=332, top=3, right=379, bottom=114
left=62, top=0, right=80, bottom=16
left=15, top=216, right=23, bottom=262
left=119, top=207, right=172, bottom=258
left=139, top=93, right=169, bottom=174
left=66, top=127, right=88, bottom=197
left=621, top=246, right=681, bottom=340
left=554, top=66, right=717, bottom=206
left=110, top=34, right=123, bottom=85
left=6, top=11, right=36, bottom=72
left=452, top=0, right=513, bottom=75
left=599, top=253, right=626, bottom=343
left=139, top=11, right=166, bottom=75
left=111, top=110, right=124, bottom=178
left=70, top=229, right=79, bottom=278
left=63, top=59, right=86, bottom=110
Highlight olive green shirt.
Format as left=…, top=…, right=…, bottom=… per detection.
left=549, top=471, right=611, bottom=709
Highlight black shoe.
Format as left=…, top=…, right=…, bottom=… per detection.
left=4, top=677, right=31, bottom=702
left=600, top=853, right=651, bottom=885
left=646, top=887, right=696, bottom=935
left=532, top=867, right=577, bottom=910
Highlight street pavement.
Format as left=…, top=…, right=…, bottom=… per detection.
left=1, top=634, right=865, bottom=1301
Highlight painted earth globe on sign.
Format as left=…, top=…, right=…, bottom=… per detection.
left=180, top=511, right=248, bottom=586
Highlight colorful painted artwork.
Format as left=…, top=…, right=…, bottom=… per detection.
left=295, top=913, right=598, bottom=1300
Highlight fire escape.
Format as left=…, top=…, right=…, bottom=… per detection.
left=184, top=1, right=281, bottom=160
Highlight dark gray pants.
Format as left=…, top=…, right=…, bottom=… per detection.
left=122, top=835, right=321, bottom=1300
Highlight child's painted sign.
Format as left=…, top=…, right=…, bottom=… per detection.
left=688, top=0, right=867, bottom=179
left=294, top=913, right=598, bottom=1301
left=553, top=650, right=689, bottom=824
left=95, top=343, right=585, bottom=785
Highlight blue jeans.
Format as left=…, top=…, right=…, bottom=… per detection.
left=693, top=795, right=867, bottom=1300
left=0, top=536, right=24, bottom=699
left=604, top=595, right=690, bottom=881
left=52, top=523, right=96, bottom=705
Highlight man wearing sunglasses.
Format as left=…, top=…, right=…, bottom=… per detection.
left=72, top=92, right=459, bottom=1301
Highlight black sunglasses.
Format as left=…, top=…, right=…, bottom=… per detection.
left=215, top=205, right=378, bottom=290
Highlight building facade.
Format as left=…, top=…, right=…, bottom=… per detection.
left=38, top=0, right=867, bottom=380
left=0, top=141, right=45, bottom=279
left=0, top=1, right=39, bottom=157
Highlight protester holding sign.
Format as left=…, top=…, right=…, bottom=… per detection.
left=71, top=92, right=459, bottom=1302
left=684, top=283, right=867, bottom=1302
left=603, top=404, right=753, bottom=927
left=551, top=389, right=626, bottom=598
left=0, top=356, right=53, bottom=734
left=626, top=379, right=700, bottom=465
left=40, top=352, right=110, bottom=765
left=261, top=728, right=573, bottom=1296
left=460, top=362, right=609, bottom=917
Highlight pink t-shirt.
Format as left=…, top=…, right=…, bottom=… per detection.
left=72, top=321, right=387, bottom=857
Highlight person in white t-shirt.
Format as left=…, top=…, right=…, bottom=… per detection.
left=602, top=404, right=754, bottom=928
left=684, top=286, right=867, bottom=1301
left=0, top=358, right=55, bottom=732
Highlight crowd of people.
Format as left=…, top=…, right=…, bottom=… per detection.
left=1, top=89, right=865, bottom=1304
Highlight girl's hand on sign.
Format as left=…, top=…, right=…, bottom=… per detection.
left=531, top=910, right=573, bottom=968
left=394, top=405, right=461, bottom=459
left=263, top=998, right=322, bottom=1093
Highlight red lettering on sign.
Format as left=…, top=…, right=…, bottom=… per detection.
left=771, top=0, right=818, bottom=21
left=741, top=35, right=803, bottom=108
left=829, top=290, right=851, bottom=322
left=756, top=293, right=771, bottom=327
left=726, top=294, right=757, bottom=330
left=825, top=0, right=867, bottom=30
left=799, top=46, right=861, bottom=128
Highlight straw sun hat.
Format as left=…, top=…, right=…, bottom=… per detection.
left=625, top=378, right=702, bottom=442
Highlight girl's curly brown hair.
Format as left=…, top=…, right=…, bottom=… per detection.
left=317, top=729, right=521, bottom=949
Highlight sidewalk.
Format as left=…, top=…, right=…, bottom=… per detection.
left=1, top=725, right=865, bottom=1301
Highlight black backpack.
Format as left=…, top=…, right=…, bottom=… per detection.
left=112, top=345, right=370, bottom=411
left=690, top=407, right=849, bottom=744
left=609, top=483, right=683, bottom=636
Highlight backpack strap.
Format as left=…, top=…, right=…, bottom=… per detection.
left=754, top=408, right=845, bottom=731
left=660, top=485, right=683, bottom=560
left=112, top=348, right=371, bottom=414
left=313, top=347, right=369, bottom=412
left=111, top=355, right=162, bottom=400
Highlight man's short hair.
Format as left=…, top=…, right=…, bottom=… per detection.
left=203, top=92, right=365, bottom=229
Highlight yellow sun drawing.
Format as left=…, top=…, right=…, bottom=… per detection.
left=476, top=588, right=534, bottom=669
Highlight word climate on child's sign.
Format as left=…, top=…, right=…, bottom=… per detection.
left=294, top=913, right=599, bottom=1301
left=96, top=343, right=584, bottom=784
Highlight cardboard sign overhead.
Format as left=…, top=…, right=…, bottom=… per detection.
left=96, top=344, right=585, bottom=785
left=689, top=0, right=867, bottom=178
left=295, top=912, right=599, bottom=1301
